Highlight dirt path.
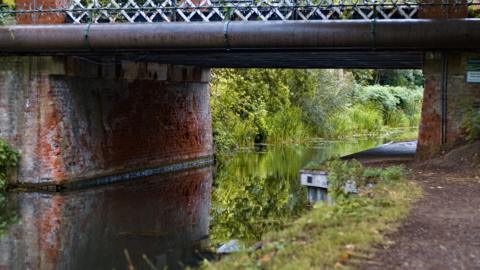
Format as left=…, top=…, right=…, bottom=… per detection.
left=360, top=168, right=480, bottom=270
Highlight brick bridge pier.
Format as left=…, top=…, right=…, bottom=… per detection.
left=417, top=3, right=480, bottom=158
left=0, top=2, right=213, bottom=191
left=0, top=56, right=213, bottom=189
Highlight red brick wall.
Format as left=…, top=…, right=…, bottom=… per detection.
left=16, top=0, right=68, bottom=24
left=0, top=57, right=213, bottom=185
left=417, top=52, right=480, bottom=159
left=418, top=0, right=467, bottom=19
left=416, top=2, right=473, bottom=159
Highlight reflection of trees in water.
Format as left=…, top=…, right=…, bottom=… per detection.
left=209, top=137, right=401, bottom=245
left=0, top=193, right=17, bottom=238
left=211, top=146, right=310, bottom=246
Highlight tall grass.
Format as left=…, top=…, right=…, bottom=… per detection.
left=324, top=104, right=384, bottom=138
left=267, top=107, right=311, bottom=143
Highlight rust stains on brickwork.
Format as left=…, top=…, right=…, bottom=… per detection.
left=418, top=52, right=480, bottom=159
left=0, top=56, right=213, bottom=185
left=35, top=77, right=67, bottom=182
left=415, top=0, right=475, bottom=159
left=417, top=74, right=443, bottom=159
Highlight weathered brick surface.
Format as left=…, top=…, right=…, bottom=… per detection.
left=0, top=167, right=213, bottom=270
left=15, top=0, right=68, bottom=24
left=0, top=56, right=213, bottom=184
left=418, top=52, right=480, bottom=159
left=418, top=0, right=468, bottom=19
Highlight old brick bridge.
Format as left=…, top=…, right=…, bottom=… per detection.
left=0, top=0, right=479, bottom=190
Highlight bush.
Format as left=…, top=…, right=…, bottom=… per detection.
left=363, top=166, right=405, bottom=185
left=0, top=140, right=17, bottom=191
left=326, top=104, right=383, bottom=137
left=210, top=69, right=342, bottom=150
left=469, top=6, right=480, bottom=18
left=355, top=85, right=422, bottom=128
left=462, top=106, right=480, bottom=142
left=326, top=159, right=407, bottom=198
left=327, top=159, right=364, bottom=197
left=351, top=69, right=423, bottom=88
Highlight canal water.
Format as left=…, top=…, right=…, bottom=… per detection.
left=0, top=131, right=415, bottom=269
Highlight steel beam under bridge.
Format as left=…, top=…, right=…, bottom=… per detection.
left=1, top=19, right=479, bottom=68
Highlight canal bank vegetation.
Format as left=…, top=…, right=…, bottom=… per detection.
left=210, top=69, right=423, bottom=152
left=462, top=104, right=480, bottom=142
left=0, top=139, right=17, bottom=237
left=0, top=140, right=17, bottom=192
left=204, top=162, right=421, bottom=270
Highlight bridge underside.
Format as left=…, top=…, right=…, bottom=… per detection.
left=22, top=50, right=423, bottom=69
left=79, top=50, right=424, bottom=69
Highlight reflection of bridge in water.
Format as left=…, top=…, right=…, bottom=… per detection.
left=0, top=167, right=213, bottom=270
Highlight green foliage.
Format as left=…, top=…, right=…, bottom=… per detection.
left=0, top=140, right=18, bottom=238
left=0, top=0, right=14, bottom=6
left=321, top=159, right=406, bottom=198
left=327, top=104, right=384, bottom=137
left=354, top=85, right=423, bottom=127
left=210, top=136, right=416, bottom=254
left=363, top=166, right=405, bottom=185
left=210, top=68, right=423, bottom=151
left=0, top=140, right=17, bottom=191
left=210, top=69, right=317, bottom=150
left=206, top=166, right=421, bottom=270
left=210, top=147, right=309, bottom=245
left=327, top=159, right=364, bottom=197
left=385, top=127, right=419, bottom=142
left=462, top=106, right=480, bottom=142
left=0, top=194, right=16, bottom=238
left=267, top=107, right=310, bottom=143
left=0, top=0, right=14, bottom=25
left=300, top=70, right=357, bottom=136
left=468, top=6, right=480, bottom=18
left=351, top=69, right=424, bottom=88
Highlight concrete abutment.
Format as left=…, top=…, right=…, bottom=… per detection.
left=0, top=56, right=213, bottom=187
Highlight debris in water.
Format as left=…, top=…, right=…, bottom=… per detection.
left=217, top=240, right=240, bottom=254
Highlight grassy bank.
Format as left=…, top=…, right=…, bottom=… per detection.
left=203, top=164, right=421, bottom=270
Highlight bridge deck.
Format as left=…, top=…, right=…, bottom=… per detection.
left=0, top=1, right=477, bottom=68
left=2, top=0, right=477, bottom=24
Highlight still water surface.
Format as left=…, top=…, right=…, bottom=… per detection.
left=0, top=133, right=413, bottom=269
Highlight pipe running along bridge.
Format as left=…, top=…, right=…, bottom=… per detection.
left=0, top=0, right=478, bottom=189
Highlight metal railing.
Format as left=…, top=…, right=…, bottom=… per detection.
left=0, top=0, right=477, bottom=23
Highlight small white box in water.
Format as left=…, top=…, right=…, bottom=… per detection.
left=300, top=170, right=328, bottom=188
